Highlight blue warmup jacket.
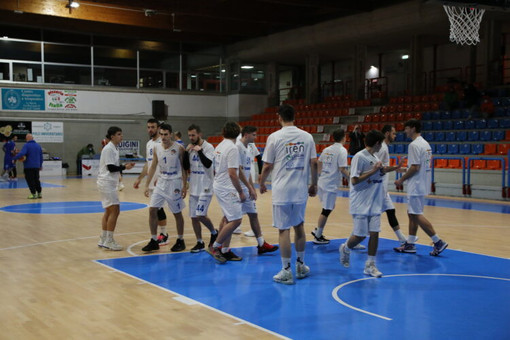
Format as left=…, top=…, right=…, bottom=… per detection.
left=13, top=140, right=43, bottom=169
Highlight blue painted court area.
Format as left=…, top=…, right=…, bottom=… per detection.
left=0, top=201, right=146, bottom=214
left=97, top=239, right=510, bottom=340
left=0, top=179, right=64, bottom=189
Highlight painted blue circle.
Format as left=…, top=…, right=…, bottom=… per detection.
left=0, top=201, right=147, bottom=214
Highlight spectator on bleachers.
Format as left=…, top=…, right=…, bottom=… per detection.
left=348, top=125, right=365, bottom=155
left=443, top=84, right=459, bottom=112
left=463, top=83, right=481, bottom=119
left=480, top=95, right=495, bottom=119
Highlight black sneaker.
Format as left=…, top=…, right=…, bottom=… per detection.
left=157, top=233, right=169, bottom=245
left=222, top=250, right=242, bottom=261
left=142, top=238, right=160, bottom=252
left=170, top=238, right=185, bottom=252
left=311, top=230, right=330, bottom=244
left=190, top=241, right=205, bottom=253
left=208, top=230, right=218, bottom=248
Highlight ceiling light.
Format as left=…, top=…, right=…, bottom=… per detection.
left=401, top=55, right=409, bottom=60
left=241, top=65, right=254, bottom=69
left=66, top=0, right=80, bottom=9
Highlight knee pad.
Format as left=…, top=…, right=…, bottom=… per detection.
left=157, top=208, right=167, bottom=221
left=321, top=209, right=332, bottom=217
left=386, top=209, right=399, bottom=228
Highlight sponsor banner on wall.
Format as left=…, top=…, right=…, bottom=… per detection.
left=0, top=121, right=32, bottom=140
left=1, top=88, right=45, bottom=111
left=46, top=89, right=78, bottom=111
left=118, top=140, right=140, bottom=157
left=32, top=121, right=64, bottom=143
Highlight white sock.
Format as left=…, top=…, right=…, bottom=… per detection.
left=159, top=226, right=167, bottom=235
left=297, top=251, right=305, bottom=263
left=177, top=235, right=183, bottom=240
left=213, top=242, right=221, bottom=248
left=221, top=247, right=229, bottom=253
left=211, top=229, right=218, bottom=235
left=151, top=234, right=158, bottom=241
left=367, top=255, right=376, bottom=264
left=256, top=236, right=265, bottom=247
left=431, top=234, right=440, bottom=243
left=106, top=231, right=114, bottom=240
left=197, top=238, right=203, bottom=243
left=315, top=227, right=323, bottom=238
left=101, top=230, right=107, bottom=238
left=408, top=235, right=418, bottom=244
left=281, top=257, right=291, bottom=270
left=343, top=243, right=352, bottom=252
left=395, top=229, right=407, bottom=243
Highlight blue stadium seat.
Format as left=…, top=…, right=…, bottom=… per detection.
left=395, top=132, right=405, bottom=142
left=443, top=120, right=453, bottom=130
left=433, top=121, right=443, bottom=130
left=500, top=118, right=510, bottom=129
left=388, top=144, right=395, bottom=153
left=395, top=144, right=405, bottom=153
left=480, top=130, right=491, bottom=141
left=461, top=109, right=471, bottom=119
left=492, top=130, right=505, bottom=141
left=446, top=132, right=456, bottom=142
left=456, top=131, right=467, bottom=141
left=495, top=107, right=506, bottom=117
left=429, top=143, right=436, bottom=153
left=431, top=111, right=441, bottom=120
left=423, top=121, right=433, bottom=131
left=404, top=144, right=409, bottom=153
left=451, top=110, right=461, bottom=119
left=440, top=111, right=451, bottom=120
left=447, top=144, right=459, bottom=154
left=459, top=143, right=471, bottom=154
left=472, top=143, right=484, bottom=154
left=454, top=120, right=464, bottom=130
left=422, top=112, right=431, bottom=120
left=435, top=131, right=445, bottom=141
left=468, top=131, right=479, bottom=141
left=464, top=120, right=475, bottom=129
left=423, top=132, right=434, bottom=141
left=487, top=119, right=499, bottom=129
left=437, top=144, right=447, bottom=154
left=475, top=119, right=487, bottom=129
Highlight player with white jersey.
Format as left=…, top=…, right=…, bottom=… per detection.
left=141, top=123, right=187, bottom=253
left=374, top=124, right=407, bottom=245
left=206, top=122, right=247, bottom=263
left=311, top=128, right=349, bottom=245
left=259, top=104, right=318, bottom=285
left=133, top=119, right=169, bottom=245
left=394, top=119, right=448, bottom=256
left=339, top=130, right=386, bottom=278
left=185, top=124, right=218, bottom=253
left=234, top=126, right=278, bottom=254
left=97, top=126, right=135, bottom=251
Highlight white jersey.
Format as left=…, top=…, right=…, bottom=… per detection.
left=154, top=142, right=183, bottom=183
left=146, top=137, right=161, bottom=189
left=407, top=135, right=432, bottom=196
left=374, top=141, right=390, bottom=189
left=262, top=126, right=316, bottom=205
left=213, top=139, right=239, bottom=193
left=189, top=140, right=215, bottom=196
left=236, top=140, right=255, bottom=191
left=97, top=142, right=120, bottom=184
left=349, top=149, right=385, bottom=216
left=318, top=143, right=348, bottom=192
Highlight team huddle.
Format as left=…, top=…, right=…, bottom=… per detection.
left=96, top=104, right=448, bottom=284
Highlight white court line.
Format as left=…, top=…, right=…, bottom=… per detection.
left=332, top=273, right=510, bottom=321
left=93, top=260, right=291, bottom=340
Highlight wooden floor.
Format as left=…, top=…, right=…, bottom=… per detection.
left=1, top=175, right=509, bottom=339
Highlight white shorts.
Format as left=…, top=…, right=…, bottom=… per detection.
left=381, top=192, right=395, bottom=211
left=97, top=181, right=119, bottom=208
left=241, top=188, right=257, bottom=214
left=407, top=195, right=425, bottom=215
left=215, top=190, right=242, bottom=222
left=272, top=203, right=306, bottom=230
left=318, top=188, right=337, bottom=210
left=189, top=194, right=213, bottom=218
left=352, top=214, right=381, bottom=237
left=149, top=178, right=185, bottom=214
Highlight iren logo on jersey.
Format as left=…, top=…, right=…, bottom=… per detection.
left=285, top=141, right=305, bottom=154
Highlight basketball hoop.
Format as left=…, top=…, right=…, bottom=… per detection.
left=443, top=5, right=485, bottom=45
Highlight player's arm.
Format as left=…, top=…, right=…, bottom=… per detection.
left=351, top=161, right=383, bottom=185
left=239, top=165, right=256, bottom=200
left=179, top=146, right=187, bottom=198
left=259, top=162, right=273, bottom=194
left=133, top=162, right=148, bottom=189
left=395, top=164, right=419, bottom=185
left=12, top=144, right=27, bottom=161
left=317, top=159, right=323, bottom=176
left=228, top=167, right=246, bottom=202
left=144, top=149, right=158, bottom=196
left=340, top=166, right=350, bottom=178
left=309, top=157, right=318, bottom=196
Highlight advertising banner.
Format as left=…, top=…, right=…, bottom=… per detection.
left=0, top=121, right=32, bottom=140
left=1, top=88, right=45, bottom=111
left=32, top=121, right=64, bottom=143
left=46, top=89, right=78, bottom=111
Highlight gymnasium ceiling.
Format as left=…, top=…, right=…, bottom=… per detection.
left=0, top=0, right=411, bottom=48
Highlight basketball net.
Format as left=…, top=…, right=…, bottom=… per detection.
left=443, top=5, right=485, bottom=45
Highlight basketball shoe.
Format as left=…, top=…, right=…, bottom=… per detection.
left=364, top=262, right=383, bottom=278
left=339, top=243, right=350, bottom=267
left=190, top=241, right=205, bottom=253
left=257, top=242, right=278, bottom=254
left=296, top=262, right=310, bottom=279
left=142, top=238, right=159, bottom=252
left=273, top=268, right=294, bottom=285
left=157, top=233, right=169, bottom=246
left=430, top=239, right=448, bottom=256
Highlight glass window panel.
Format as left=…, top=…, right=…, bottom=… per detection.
left=139, top=70, right=163, bottom=88
left=240, top=63, right=265, bottom=93
left=229, top=61, right=240, bottom=91
left=94, top=67, right=136, bottom=87
left=94, top=47, right=136, bottom=68
left=44, top=65, right=91, bottom=85
left=139, top=50, right=180, bottom=70
left=12, top=63, right=42, bottom=82
left=44, top=44, right=91, bottom=65
left=165, top=72, right=180, bottom=90
left=0, top=41, right=41, bottom=61
left=43, top=30, right=90, bottom=45
left=0, top=62, right=10, bottom=81
left=0, top=25, right=40, bottom=40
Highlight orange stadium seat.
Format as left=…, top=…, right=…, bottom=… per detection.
left=471, top=159, right=486, bottom=169
left=484, top=143, right=497, bottom=155
left=497, top=143, right=510, bottom=155
left=447, top=159, right=462, bottom=169
left=487, top=160, right=502, bottom=170
left=434, top=159, right=448, bottom=168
